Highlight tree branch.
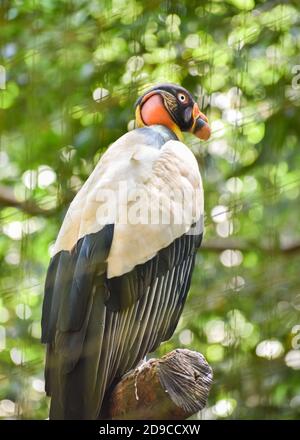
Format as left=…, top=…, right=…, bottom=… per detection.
left=0, top=184, right=56, bottom=217
left=201, top=237, right=300, bottom=255
left=1, top=184, right=299, bottom=255
left=104, top=349, right=213, bottom=420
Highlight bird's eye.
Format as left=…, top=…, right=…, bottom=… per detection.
left=177, top=93, right=188, bottom=103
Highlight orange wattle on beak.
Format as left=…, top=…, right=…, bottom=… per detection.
left=190, top=103, right=211, bottom=141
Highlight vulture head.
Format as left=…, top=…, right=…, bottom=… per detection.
left=135, top=83, right=211, bottom=141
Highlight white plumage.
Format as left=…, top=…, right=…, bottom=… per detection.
left=53, top=128, right=204, bottom=278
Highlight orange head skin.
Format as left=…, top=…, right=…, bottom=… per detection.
left=135, top=83, right=211, bottom=141
left=140, top=94, right=173, bottom=128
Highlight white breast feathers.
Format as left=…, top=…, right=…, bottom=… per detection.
left=53, top=130, right=204, bottom=278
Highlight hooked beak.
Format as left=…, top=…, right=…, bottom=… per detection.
left=190, top=103, right=211, bottom=141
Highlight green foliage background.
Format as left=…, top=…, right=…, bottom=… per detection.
left=0, top=0, right=300, bottom=419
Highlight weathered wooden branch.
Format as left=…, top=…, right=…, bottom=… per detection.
left=104, top=349, right=213, bottom=420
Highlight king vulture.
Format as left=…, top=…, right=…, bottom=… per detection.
left=41, top=83, right=211, bottom=419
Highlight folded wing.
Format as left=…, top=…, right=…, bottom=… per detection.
left=41, top=126, right=204, bottom=419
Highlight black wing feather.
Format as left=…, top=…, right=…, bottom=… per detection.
left=42, top=221, right=202, bottom=419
